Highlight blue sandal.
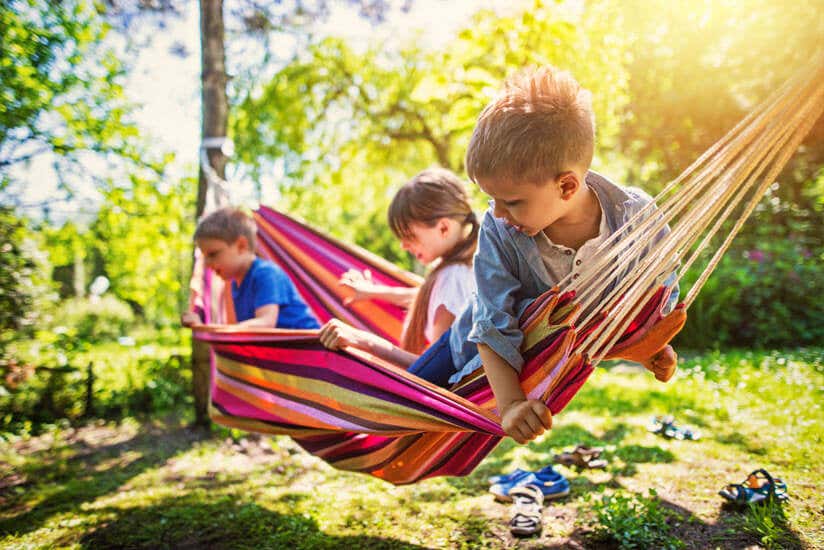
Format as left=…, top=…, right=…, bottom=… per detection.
left=487, top=464, right=555, bottom=486
left=490, top=466, right=569, bottom=502
left=719, top=469, right=789, bottom=506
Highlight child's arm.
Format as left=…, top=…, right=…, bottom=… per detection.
left=236, top=304, right=280, bottom=328
left=429, top=305, right=456, bottom=344
left=478, top=344, right=551, bottom=444
left=319, top=319, right=420, bottom=367
left=340, top=269, right=417, bottom=307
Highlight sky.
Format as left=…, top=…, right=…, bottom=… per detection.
left=11, top=0, right=518, bottom=224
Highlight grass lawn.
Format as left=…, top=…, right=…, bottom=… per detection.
left=1, top=348, right=821, bottom=549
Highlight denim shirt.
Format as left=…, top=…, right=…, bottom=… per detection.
left=447, top=171, right=678, bottom=384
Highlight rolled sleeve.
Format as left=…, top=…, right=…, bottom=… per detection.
left=466, top=212, right=526, bottom=372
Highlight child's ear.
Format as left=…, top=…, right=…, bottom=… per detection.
left=557, top=172, right=580, bottom=200
left=235, top=236, right=250, bottom=252
left=438, top=218, right=450, bottom=236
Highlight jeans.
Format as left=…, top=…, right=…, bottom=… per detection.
left=406, top=328, right=456, bottom=388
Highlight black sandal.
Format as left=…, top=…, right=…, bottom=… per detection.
left=508, top=484, right=544, bottom=537
left=719, top=468, right=789, bottom=506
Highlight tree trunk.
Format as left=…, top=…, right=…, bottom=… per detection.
left=192, top=0, right=228, bottom=427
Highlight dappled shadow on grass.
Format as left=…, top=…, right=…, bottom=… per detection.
left=611, top=444, right=676, bottom=476
left=79, top=496, right=429, bottom=549
left=0, top=425, right=211, bottom=538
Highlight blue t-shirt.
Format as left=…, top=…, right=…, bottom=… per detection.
left=231, top=258, right=320, bottom=329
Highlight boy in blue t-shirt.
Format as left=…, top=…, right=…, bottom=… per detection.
left=182, top=207, right=319, bottom=329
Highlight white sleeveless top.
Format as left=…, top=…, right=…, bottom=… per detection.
left=424, top=263, right=476, bottom=343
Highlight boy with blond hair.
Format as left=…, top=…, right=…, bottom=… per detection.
left=182, top=207, right=319, bottom=329
left=454, top=66, right=678, bottom=443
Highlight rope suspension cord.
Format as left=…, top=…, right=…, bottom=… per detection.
left=574, top=59, right=819, bottom=319
left=587, top=62, right=824, bottom=360
left=560, top=59, right=824, bottom=363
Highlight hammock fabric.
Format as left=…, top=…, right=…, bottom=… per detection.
left=193, top=206, right=683, bottom=484
left=192, top=59, right=823, bottom=485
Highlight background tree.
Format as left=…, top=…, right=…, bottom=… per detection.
left=0, top=0, right=156, bottom=195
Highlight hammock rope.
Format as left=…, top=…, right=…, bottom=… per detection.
left=191, top=59, right=823, bottom=484
left=572, top=59, right=824, bottom=360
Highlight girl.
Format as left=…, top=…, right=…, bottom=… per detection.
left=320, top=168, right=478, bottom=373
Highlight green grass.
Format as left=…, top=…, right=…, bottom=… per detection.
left=1, top=348, right=822, bottom=549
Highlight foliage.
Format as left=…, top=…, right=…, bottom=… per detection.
left=0, top=208, right=37, bottom=344
left=0, top=208, right=55, bottom=367
left=232, top=0, right=630, bottom=266
left=676, top=184, right=824, bottom=348
left=742, top=500, right=795, bottom=550
left=616, top=0, right=824, bottom=190
left=32, top=171, right=194, bottom=327
left=588, top=489, right=684, bottom=549
left=0, top=0, right=150, bottom=191
left=89, top=174, right=195, bottom=324
left=51, top=295, right=135, bottom=343
left=1, top=333, right=190, bottom=434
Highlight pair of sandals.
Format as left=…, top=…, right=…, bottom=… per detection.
left=553, top=444, right=607, bottom=469
left=649, top=415, right=701, bottom=440
left=719, top=468, right=789, bottom=506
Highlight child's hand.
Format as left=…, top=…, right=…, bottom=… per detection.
left=340, top=269, right=378, bottom=305
left=319, top=319, right=365, bottom=350
left=181, top=311, right=202, bottom=327
left=500, top=399, right=552, bottom=444
left=642, top=345, right=677, bottom=382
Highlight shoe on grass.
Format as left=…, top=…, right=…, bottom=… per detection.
left=490, top=467, right=568, bottom=502
left=509, top=484, right=544, bottom=537
left=719, top=468, right=788, bottom=506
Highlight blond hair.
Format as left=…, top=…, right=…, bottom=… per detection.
left=388, top=168, right=478, bottom=354
left=466, top=66, right=595, bottom=185
left=193, top=206, right=257, bottom=248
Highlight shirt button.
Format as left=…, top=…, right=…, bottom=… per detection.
left=565, top=250, right=572, bottom=256
left=573, top=273, right=579, bottom=279
left=575, top=259, right=582, bottom=266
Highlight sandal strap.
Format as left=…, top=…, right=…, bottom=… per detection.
left=509, top=484, right=544, bottom=505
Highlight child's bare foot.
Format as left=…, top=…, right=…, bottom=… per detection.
left=642, top=345, right=677, bottom=382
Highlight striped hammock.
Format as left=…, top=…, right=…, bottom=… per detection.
left=192, top=60, right=823, bottom=485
